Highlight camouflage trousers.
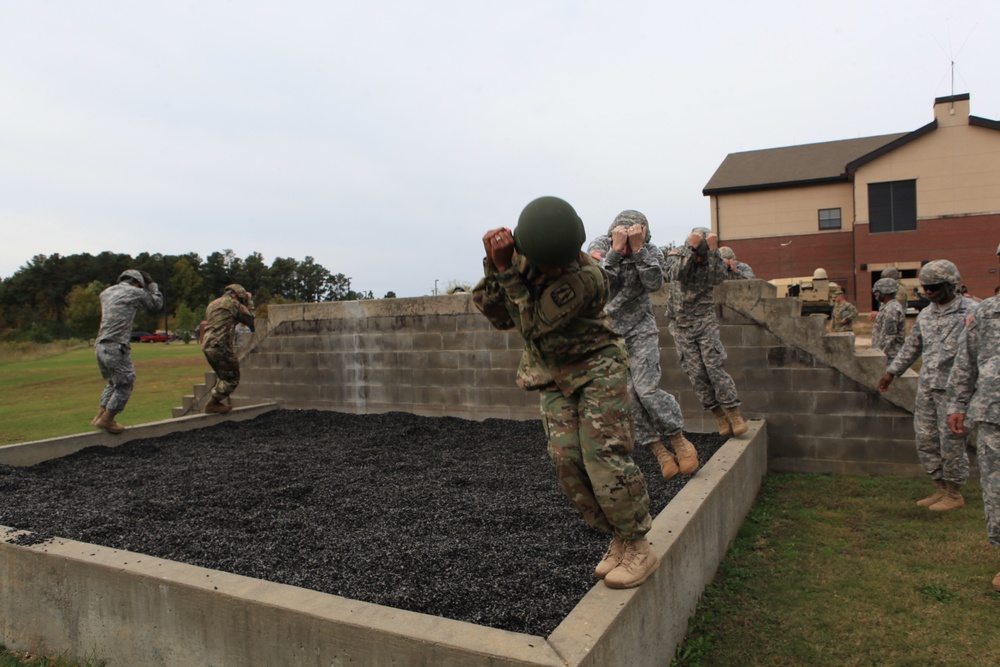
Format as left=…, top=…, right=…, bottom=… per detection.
left=914, top=386, right=970, bottom=485
left=539, top=375, right=652, bottom=540
left=203, top=345, right=241, bottom=401
left=668, top=320, right=740, bottom=411
left=973, top=422, right=1000, bottom=547
left=625, top=330, right=684, bottom=446
left=95, top=341, right=136, bottom=414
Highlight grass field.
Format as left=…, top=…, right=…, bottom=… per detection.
left=0, top=341, right=207, bottom=447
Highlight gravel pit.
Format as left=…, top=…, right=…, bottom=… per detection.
left=0, top=409, right=723, bottom=636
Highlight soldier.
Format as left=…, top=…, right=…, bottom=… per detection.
left=92, top=269, right=164, bottom=434
left=472, top=196, right=658, bottom=589
left=829, top=283, right=858, bottom=332
left=665, top=227, right=748, bottom=438
left=870, top=278, right=906, bottom=364
left=718, top=246, right=755, bottom=280
left=201, top=284, right=255, bottom=413
left=587, top=210, right=698, bottom=480
left=878, top=260, right=977, bottom=510
left=946, top=293, right=1000, bottom=592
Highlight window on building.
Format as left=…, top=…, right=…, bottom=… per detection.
left=868, top=180, right=917, bottom=233
left=818, top=208, right=841, bottom=230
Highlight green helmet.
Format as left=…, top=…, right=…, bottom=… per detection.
left=225, top=283, right=250, bottom=305
left=513, top=196, right=586, bottom=269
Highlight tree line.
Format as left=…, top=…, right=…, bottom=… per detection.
left=0, top=250, right=392, bottom=343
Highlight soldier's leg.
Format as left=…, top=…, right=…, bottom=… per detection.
left=932, top=389, right=970, bottom=486
left=913, top=385, right=944, bottom=479
left=975, top=422, right=1000, bottom=547
left=540, top=389, right=613, bottom=534
left=672, top=326, right=718, bottom=410
left=96, top=342, right=136, bottom=414
left=696, top=320, right=740, bottom=408
left=204, top=347, right=242, bottom=401
left=577, top=372, right=651, bottom=541
left=628, top=332, right=684, bottom=438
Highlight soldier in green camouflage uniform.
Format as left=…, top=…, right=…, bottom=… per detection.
left=947, top=294, right=1000, bottom=592
left=201, top=284, right=255, bottom=413
left=473, top=196, right=658, bottom=590
left=92, top=270, right=163, bottom=434
left=829, top=283, right=858, bottom=332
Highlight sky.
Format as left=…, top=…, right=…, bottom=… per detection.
left=2, top=1, right=999, bottom=299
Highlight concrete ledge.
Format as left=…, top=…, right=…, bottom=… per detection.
left=0, top=404, right=279, bottom=467
left=0, top=420, right=767, bottom=666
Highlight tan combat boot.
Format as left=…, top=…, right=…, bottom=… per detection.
left=649, top=441, right=680, bottom=480
left=204, top=397, right=232, bottom=414
left=992, top=570, right=1000, bottom=592
left=711, top=405, right=732, bottom=438
left=928, top=482, right=964, bottom=511
left=594, top=534, right=625, bottom=579
left=724, top=406, right=748, bottom=436
left=90, top=407, right=106, bottom=427
left=95, top=410, right=125, bottom=434
left=916, top=480, right=947, bottom=508
left=604, top=536, right=660, bottom=589
left=672, top=432, right=699, bottom=475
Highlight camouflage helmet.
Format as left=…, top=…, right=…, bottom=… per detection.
left=118, top=269, right=145, bottom=288
left=881, top=267, right=900, bottom=280
left=718, top=246, right=736, bottom=260
left=513, top=196, right=586, bottom=269
left=691, top=226, right=711, bottom=238
left=225, top=283, right=250, bottom=305
left=918, top=260, right=961, bottom=286
left=829, top=282, right=843, bottom=296
left=872, top=278, right=899, bottom=296
left=607, top=210, right=651, bottom=243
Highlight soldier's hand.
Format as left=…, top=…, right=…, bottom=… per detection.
left=947, top=413, right=966, bottom=435
left=140, top=271, right=154, bottom=287
left=627, top=224, right=645, bottom=252
left=483, top=228, right=504, bottom=264
left=867, top=311, right=877, bottom=323
left=687, top=232, right=704, bottom=251
left=485, top=227, right=514, bottom=271
left=725, top=258, right=738, bottom=273
left=706, top=233, right=719, bottom=251
left=877, top=372, right=894, bottom=393
left=611, top=226, right=629, bottom=253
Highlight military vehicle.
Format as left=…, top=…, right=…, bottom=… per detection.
left=768, top=268, right=835, bottom=316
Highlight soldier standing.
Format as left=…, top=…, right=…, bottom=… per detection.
left=878, top=260, right=977, bottom=510
left=473, top=196, right=658, bottom=589
left=201, top=284, right=255, bottom=413
left=588, top=210, right=698, bottom=480
left=947, top=293, right=1000, bottom=592
left=92, top=269, right=163, bottom=434
left=829, top=283, right=858, bottom=332
left=718, top=246, right=755, bottom=280
left=870, top=278, right=906, bottom=364
left=665, top=227, right=748, bottom=438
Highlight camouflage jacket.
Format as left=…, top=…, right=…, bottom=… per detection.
left=887, top=296, right=977, bottom=390
left=586, top=235, right=665, bottom=338
left=472, top=253, right=627, bottom=396
left=831, top=300, right=859, bottom=332
left=725, top=261, right=755, bottom=280
left=946, top=296, right=1000, bottom=424
left=202, top=293, right=255, bottom=351
left=95, top=282, right=164, bottom=345
left=871, top=298, right=906, bottom=361
left=664, top=246, right=727, bottom=328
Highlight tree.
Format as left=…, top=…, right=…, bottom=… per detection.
left=169, top=258, right=204, bottom=310
left=297, top=256, right=333, bottom=302
left=64, top=281, right=104, bottom=338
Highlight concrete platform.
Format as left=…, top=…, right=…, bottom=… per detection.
left=1, top=417, right=766, bottom=667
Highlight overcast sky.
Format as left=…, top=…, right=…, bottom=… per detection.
left=2, top=1, right=998, bottom=298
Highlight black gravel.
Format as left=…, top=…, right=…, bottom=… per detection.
left=0, top=410, right=723, bottom=636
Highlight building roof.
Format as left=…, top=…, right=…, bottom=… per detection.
left=703, top=133, right=907, bottom=195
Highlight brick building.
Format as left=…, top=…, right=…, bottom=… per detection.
left=703, top=94, right=1000, bottom=310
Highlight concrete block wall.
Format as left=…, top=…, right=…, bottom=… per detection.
left=222, top=281, right=924, bottom=476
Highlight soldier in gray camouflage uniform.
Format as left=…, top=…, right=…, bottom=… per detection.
left=870, top=277, right=906, bottom=364
left=947, top=294, right=1000, bottom=592
left=879, top=260, right=977, bottom=511
left=201, top=284, right=256, bottom=413
left=718, top=246, right=755, bottom=280
left=473, top=196, right=658, bottom=590
left=665, top=228, right=748, bottom=438
left=92, top=269, right=164, bottom=434
left=587, top=210, right=698, bottom=480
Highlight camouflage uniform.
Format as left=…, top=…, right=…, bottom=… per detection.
left=202, top=289, right=255, bottom=402
left=871, top=298, right=906, bottom=363
left=888, top=295, right=977, bottom=486
left=947, top=295, right=1000, bottom=547
left=831, top=299, right=859, bottom=332
left=94, top=279, right=163, bottom=414
left=665, top=243, right=740, bottom=411
left=718, top=247, right=755, bottom=280
left=473, top=253, right=652, bottom=540
left=588, top=213, right=684, bottom=446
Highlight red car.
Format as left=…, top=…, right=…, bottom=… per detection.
left=139, top=332, right=169, bottom=343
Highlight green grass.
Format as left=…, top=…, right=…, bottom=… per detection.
left=0, top=341, right=207, bottom=446
left=674, top=473, right=1000, bottom=667
left=0, top=645, right=104, bottom=667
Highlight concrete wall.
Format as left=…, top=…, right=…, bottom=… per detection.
left=213, top=280, right=921, bottom=476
